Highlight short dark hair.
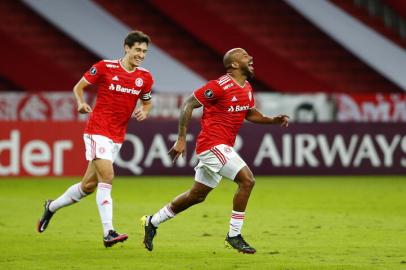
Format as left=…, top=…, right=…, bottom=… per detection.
left=124, top=30, right=151, bottom=47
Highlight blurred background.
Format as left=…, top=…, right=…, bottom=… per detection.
left=0, top=0, right=405, bottom=177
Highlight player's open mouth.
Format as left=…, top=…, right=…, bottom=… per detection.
left=248, top=61, right=254, bottom=69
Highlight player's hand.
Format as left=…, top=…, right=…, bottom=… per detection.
left=77, top=103, right=92, bottom=114
left=133, top=109, right=147, bottom=121
left=273, top=114, right=289, bottom=127
left=168, top=138, right=186, bottom=163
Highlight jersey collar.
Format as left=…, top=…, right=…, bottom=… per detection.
left=119, top=59, right=138, bottom=73
left=227, top=74, right=247, bottom=88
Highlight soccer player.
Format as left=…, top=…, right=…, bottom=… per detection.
left=37, top=30, right=154, bottom=248
left=141, top=48, right=289, bottom=254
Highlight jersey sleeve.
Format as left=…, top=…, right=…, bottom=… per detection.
left=193, top=80, right=224, bottom=106
left=140, top=72, right=153, bottom=101
left=83, top=61, right=105, bottom=84
left=249, top=90, right=255, bottom=108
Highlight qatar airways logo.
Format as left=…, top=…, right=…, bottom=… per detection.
left=228, top=105, right=250, bottom=112
left=108, top=84, right=141, bottom=95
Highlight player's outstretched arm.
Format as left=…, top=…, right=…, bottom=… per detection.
left=133, top=100, right=152, bottom=121
left=73, top=78, right=92, bottom=114
left=168, top=95, right=202, bottom=162
left=246, top=108, right=289, bottom=127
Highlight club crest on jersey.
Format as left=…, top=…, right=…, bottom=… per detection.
left=90, top=67, right=97, bottom=75
left=135, top=78, right=143, bottom=87
left=204, top=89, right=214, bottom=99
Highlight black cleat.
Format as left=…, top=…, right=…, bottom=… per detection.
left=103, top=230, right=128, bottom=248
left=37, top=200, right=55, bottom=233
left=141, top=215, right=157, bottom=251
left=225, top=234, right=256, bottom=254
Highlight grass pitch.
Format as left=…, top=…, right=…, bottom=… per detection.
left=0, top=176, right=405, bottom=270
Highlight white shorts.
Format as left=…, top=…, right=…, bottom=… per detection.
left=83, top=134, right=122, bottom=163
left=194, top=144, right=247, bottom=188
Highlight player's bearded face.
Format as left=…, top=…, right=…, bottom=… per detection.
left=242, top=58, right=255, bottom=78
left=125, top=42, right=148, bottom=67
left=234, top=51, right=254, bottom=78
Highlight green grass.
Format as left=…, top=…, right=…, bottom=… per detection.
left=0, top=176, right=405, bottom=270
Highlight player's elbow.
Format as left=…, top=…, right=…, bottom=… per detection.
left=72, top=84, right=82, bottom=96
left=73, top=78, right=89, bottom=94
left=245, top=116, right=257, bottom=123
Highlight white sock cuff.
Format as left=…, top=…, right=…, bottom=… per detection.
left=164, top=205, right=175, bottom=217
left=97, top=183, right=112, bottom=190
left=231, top=210, right=245, bottom=219
left=76, top=183, right=87, bottom=196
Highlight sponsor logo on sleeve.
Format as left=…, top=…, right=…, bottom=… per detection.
left=204, top=89, right=214, bottom=99
left=106, top=64, right=119, bottom=68
left=223, top=83, right=234, bottom=90
left=135, top=78, right=144, bottom=87
left=90, top=67, right=97, bottom=75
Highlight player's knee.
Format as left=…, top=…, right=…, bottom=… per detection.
left=82, top=182, right=97, bottom=194
left=100, top=172, right=114, bottom=183
left=241, top=175, right=255, bottom=190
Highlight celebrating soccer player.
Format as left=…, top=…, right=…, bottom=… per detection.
left=142, top=48, right=289, bottom=254
left=37, top=30, right=153, bottom=248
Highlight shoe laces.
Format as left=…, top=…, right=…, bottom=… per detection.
left=109, top=230, right=119, bottom=237
left=234, top=235, right=251, bottom=248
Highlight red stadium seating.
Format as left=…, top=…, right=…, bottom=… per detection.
left=0, top=30, right=74, bottom=91
left=95, top=0, right=231, bottom=85
left=149, top=0, right=331, bottom=93
left=200, top=0, right=402, bottom=93
left=0, top=1, right=98, bottom=91
left=0, top=0, right=403, bottom=93
left=384, top=0, right=406, bottom=23
left=332, top=0, right=406, bottom=49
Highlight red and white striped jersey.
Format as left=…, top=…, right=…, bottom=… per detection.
left=193, top=74, right=255, bottom=154
left=83, top=59, right=153, bottom=143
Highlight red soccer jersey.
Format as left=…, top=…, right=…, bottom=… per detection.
left=193, top=74, right=255, bottom=154
left=83, top=59, right=153, bottom=143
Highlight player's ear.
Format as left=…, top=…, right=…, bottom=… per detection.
left=231, top=61, right=239, bottom=69
left=124, top=44, right=131, bottom=54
